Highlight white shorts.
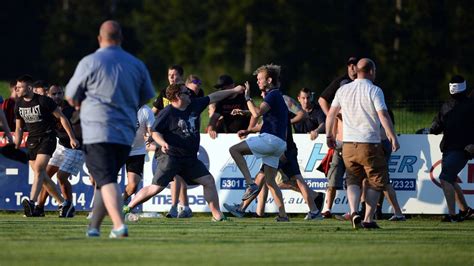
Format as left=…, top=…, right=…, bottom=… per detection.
left=49, top=143, right=84, bottom=176
left=246, top=133, right=287, bottom=168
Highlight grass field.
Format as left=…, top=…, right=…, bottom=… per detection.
left=0, top=212, right=472, bottom=266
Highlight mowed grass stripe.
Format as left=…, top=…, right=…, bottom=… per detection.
left=0, top=213, right=473, bottom=266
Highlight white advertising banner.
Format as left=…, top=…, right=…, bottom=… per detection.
left=141, top=134, right=474, bottom=214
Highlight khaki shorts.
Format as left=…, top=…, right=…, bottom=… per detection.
left=342, top=142, right=388, bottom=191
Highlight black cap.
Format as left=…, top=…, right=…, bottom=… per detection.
left=214, top=75, right=234, bottom=89
left=347, top=57, right=359, bottom=66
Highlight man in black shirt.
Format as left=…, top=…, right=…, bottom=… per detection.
left=125, top=83, right=244, bottom=221
left=207, top=75, right=255, bottom=139
left=35, top=85, right=83, bottom=217
left=293, top=88, right=326, bottom=140
left=318, top=57, right=358, bottom=115
left=14, top=75, right=79, bottom=217
left=430, top=75, right=474, bottom=222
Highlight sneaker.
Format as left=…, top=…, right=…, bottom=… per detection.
left=177, top=207, right=193, bottom=218
left=275, top=215, right=290, bottom=222
left=59, top=202, right=75, bottom=218
left=109, top=225, right=129, bottom=238
left=125, top=213, right=140, bottom=223
left=223, top=203, right=245, bottom=218
left=351, top=212, right=362, bottom=229
left=32, top=206, right=45, bottom=217
left=314, top=192, right=325, bottom=212
left=362, top=222, right=381, bottom=229
left=22, top=198, right=34, bottom=217
left=441, top=214, right=464, bottom=223
left=304, top=211, right=323, bottom=220
left=86, top=228, right=100, bottom=237
left=334, top=212, right=351, bottom=221
left=242, top=183, right=259, bottom=201
left=388, top=215, right=406, bottom=221
left=321, top=211, right=332, bottom=219
left=459, top=207, right=474, bottom=220
left=211, top=216, right=229, bottom=222
left=165, top=205, right=178, bottom=218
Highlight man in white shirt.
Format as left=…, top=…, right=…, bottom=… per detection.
left=325, top=58, right=399, bottom=229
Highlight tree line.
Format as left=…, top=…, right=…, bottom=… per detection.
left=1, top=0, right=472, bottom=104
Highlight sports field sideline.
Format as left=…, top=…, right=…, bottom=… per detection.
left=0, top=212, right=472, bottom=265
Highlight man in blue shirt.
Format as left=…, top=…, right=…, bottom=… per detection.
left=229, top=64, right=289, bottom=221
left=66, top=20, right=155, bottom=238
left=125, top=83, right=244, bottom=221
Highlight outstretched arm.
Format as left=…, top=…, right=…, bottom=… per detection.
left=208, top=86, right=245, bottom=104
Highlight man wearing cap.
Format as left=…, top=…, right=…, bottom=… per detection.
left=207, top=75, right=255, bottom=139
left=430, top=75, right=474, bottom=222
left=317, top=57, right=358, bottom=218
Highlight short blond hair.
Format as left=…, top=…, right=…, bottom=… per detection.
left=253, top=64, right=281, bottom=86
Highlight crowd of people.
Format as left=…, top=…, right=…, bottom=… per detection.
left=1, top=20, right=473, bottom=237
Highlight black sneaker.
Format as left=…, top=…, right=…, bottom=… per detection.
left=314, top=192, right=325, bottom=212
left=275, top=215, right=290, bottom=222
left=59, top=202, right=75, bottom=218
left=459, top=207, right=474, bottom=220
left=362, top=222, right=381, bottom=229
left=32, top=206, right=45, bottom=217
left=441, top=214, right=464, bottom=223
left=22, top=199, right=34, bottom=217
left=351, top=212, right=362, bottom=229
left=242, top=183, right=259, bottom=201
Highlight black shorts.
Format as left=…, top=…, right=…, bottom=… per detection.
left=26, top=135, right=57, bottom=161
left=152, top=154, right=210, bottom=187
left=259, top=148, right=301, bottom=178
left=126, top=154, right=145, bottom=176
left=83, top=143, right=131, bottom=189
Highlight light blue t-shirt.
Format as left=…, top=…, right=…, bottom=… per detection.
left=65, top=46, right=155, bottom=145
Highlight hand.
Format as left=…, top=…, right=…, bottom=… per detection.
left=244, top=81, right=251, bottom=99
left=237, top=129, right=250, bottom=139
left=209, top=129, right=217, bottom=139
left=389, top=136, right=400, bottom=152
left=326, top=135, right=336, bottom=149
left=161, top=142, right=169, bottom=154
left=6, top=134, right=13, bottom=144
left=310, top=130, right=319, bottom=141
left=231, top=109, right=244, bottom=116
left=70, top=138, right=80, bottom=149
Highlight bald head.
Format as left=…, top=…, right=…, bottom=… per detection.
left=356, top=58, right=376, bottom=80
left=98, top=20, right=122, bottom=47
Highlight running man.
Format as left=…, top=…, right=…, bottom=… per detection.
left=15, top=75, right=79, bottom=217
left=124, top=83, right=244, bottom=221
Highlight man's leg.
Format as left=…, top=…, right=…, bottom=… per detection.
left=128, top=184, right=164, bottom=209
left=88, top=188, right=107, bottom=230
left=440, top=179, right=457, bottom=216
left=263, top=164, right=287, bottom=218
left=383, top=184, right=403, bottom=217
left=453, top=182, right=470, bottom=212
left=363, top=187, right=380, bottom=223
left=294, top=175, right=318, bottom=212
left=36, top=165, right=60, bottom=210
left=347, top=185, right=361, bottom=216
left=32, top=154, right=64, bottom=204
left=194, top=175, right=224, bottom=220
left=56, top=170, right=73, bottom=202
left=240, top=172, right=265, bottom=211
left=100, top=183, right=126, bottom=230
left=256, top=183, right=268, bottom=216
left=124, top=171, right=141, bottom=203
left=229, top=141, right=254, bottom=185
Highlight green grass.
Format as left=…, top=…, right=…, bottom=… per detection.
left=0, top=213, right=472, bottom=266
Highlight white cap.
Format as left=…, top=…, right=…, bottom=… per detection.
left=449, top=81, right=466, bottom=94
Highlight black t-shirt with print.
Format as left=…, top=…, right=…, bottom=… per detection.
left=214, top=94, right=250, bottom=133
left=15, top=94, right=57, bottom=138
left=153, top=96, right=210, bottom=157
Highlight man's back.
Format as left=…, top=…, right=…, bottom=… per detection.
left=333, top=79, right=386, bottom=143
left=66, top=46, right=154, bottom=145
